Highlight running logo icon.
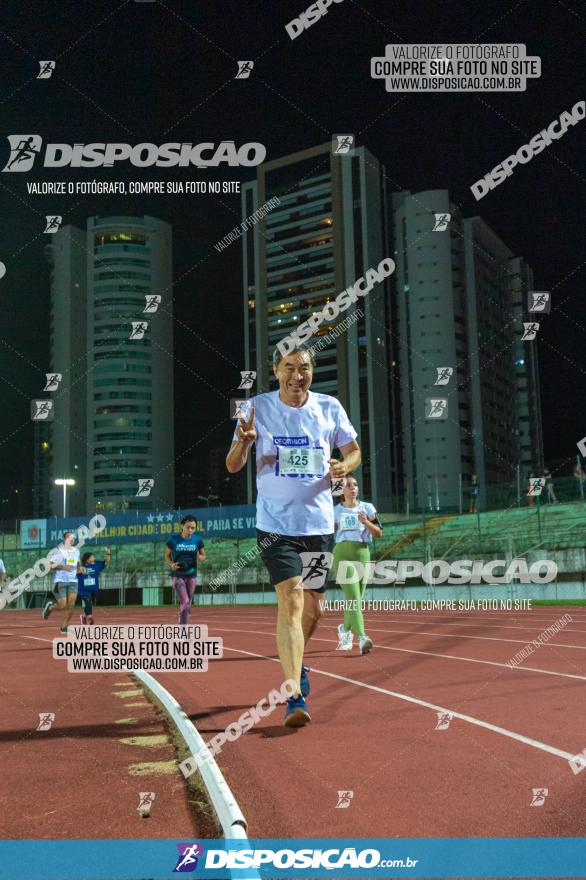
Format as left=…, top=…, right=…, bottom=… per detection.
left=528, top=291, right=551, bottom=313
left=522, top=322, right=539, bottom=341
left=530, top=788, right=548, bottom=806
left=434, top=367, right=453, bottom=386
left=173, top=843, right=204, bottom=872
left=44, top=215, right=62, bottom=233
left=435, top=711, right=453, bottom=730
left=332, top=134, right=355, bottom=155
left=568, top=748, right=586, bottom=775
left=143, top=295, right=161, bottom=313
left=300, top=551, right=333, bottom=589
left=2, top=135, right=42, bottom=172
left=425, top=398, right=448, bottom=419
left=335, top=790, right=354, bottom=809
left=129, top=321, right=148, bottom=340
left=236, top=61, right=254, bottom=78
left=528, top=478, right=545, bottom=497
left=37, top=61, right=55, bottom=79
left=230, top=398, right=250, bottom=420
left=31, top=400, right=54, bottom=421
left=137, top=791, right=155, bottom=816
left=432, top=213, right=451, bottom=231
left=238, top=370, right=256, bottom=390
left=43, top=373, right=62, bottom=391
left=136, top=479, right=154, bottom=497
left=36, top=713, right=55, bottom=731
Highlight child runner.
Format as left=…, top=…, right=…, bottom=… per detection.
left=77, top=546, right=111, bottom=624
left=332, top=476, right=382, bottom=655
left=165, top=516, right=206, bottom=624
left=42, top=531, right=81, bottom=633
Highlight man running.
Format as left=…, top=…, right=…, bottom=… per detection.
left=43, top=531, right=81, bottom=633
left=226, top=344, right=361, bottom=727
left=165, top=515, right=206, bottom=624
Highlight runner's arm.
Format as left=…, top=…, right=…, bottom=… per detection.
left=197, top=548, right=206, bottom=562
left=226, top=405, right=256, bottom=473
left=103, top=547, right=111, bottom=568
left=329, top=440, right=361, bottom=479
left=165, top=546, right=179, bottom=571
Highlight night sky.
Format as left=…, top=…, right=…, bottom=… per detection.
left=0, top=0, right=584, bottom=517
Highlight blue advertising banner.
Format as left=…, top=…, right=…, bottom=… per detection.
left=1, top=838, right=585, bottom=879
left=20, top=505, right=257, bottom=549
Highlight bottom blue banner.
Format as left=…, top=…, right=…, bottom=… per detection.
left=0, top=837, right=585, bottom=879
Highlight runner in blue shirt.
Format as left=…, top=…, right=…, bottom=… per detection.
left=77, top=546, right=110, bottom=625
left=165, top=516, right=206, bottom=624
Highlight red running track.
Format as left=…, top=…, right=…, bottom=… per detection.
left=1, top=604, right=586, bottom=845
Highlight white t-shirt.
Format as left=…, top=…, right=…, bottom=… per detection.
left=334, top=501, right=377, bottom=543
left=236, top=390, right=357, bottom=536
left=0, top=559, right=5, bottom=574
left=50, top=545, right=80, bottom=584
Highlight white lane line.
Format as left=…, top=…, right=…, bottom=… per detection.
left=333, top=625, right=586, bottom=650
left=4, top=628, right=580, bottom=762
left=215, top=641, right=577, bottom=764
left=203, top=624, right=586, bottom=682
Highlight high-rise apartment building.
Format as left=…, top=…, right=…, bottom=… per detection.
left=44, top=215, right=174, bottom=516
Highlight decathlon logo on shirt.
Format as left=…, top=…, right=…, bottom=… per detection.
left=2, top=136, right=267, bottom=171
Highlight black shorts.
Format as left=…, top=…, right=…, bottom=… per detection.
left=257, top=529, right=334, bottom=592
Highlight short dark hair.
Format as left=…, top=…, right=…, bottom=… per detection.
left=63, top=530, right=74, bottom=540
left=181, top=515, right=196, bottom=525
left=272, top=342, right=317, bottom=371
left=82, top=551, right=94, bottom=565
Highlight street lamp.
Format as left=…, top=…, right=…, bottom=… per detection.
left=54, top=478, right=75, bottom=518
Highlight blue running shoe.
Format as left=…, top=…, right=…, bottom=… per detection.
left=284, top=695, right=311, bottom=727
left=300, top=664, right=310, bottom=697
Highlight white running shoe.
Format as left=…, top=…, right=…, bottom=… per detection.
left=359, top=635, right=373, bottom=655
left=337, top=623, right=354, bottom=651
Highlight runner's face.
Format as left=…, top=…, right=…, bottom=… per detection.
left=181, top=522, right=196, bottom=538
left=274, top=352, right=313, bottom=404
left=64, top=533, right=75, bottom=546
left=343, top=478, right=358, bottom=502
left=86, top=555, right=95, bottom=565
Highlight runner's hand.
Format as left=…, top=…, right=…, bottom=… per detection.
left=328, top=458, right=346, bottom=480
left=170, top=562, right=180, bottom=571
left=358, top=512, right=368, bottom=523
left=235, top=404, right=256, bottom=444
